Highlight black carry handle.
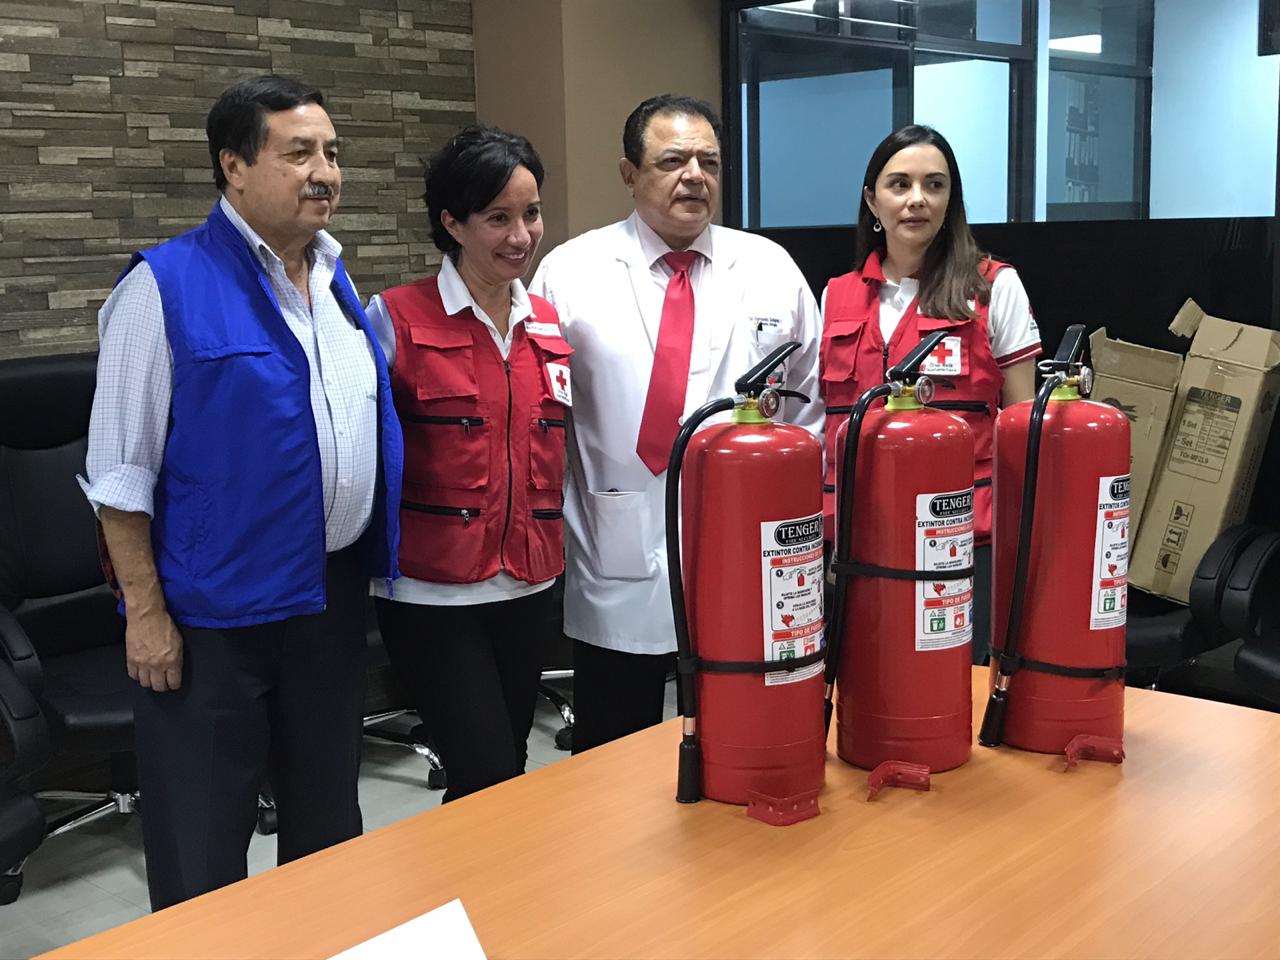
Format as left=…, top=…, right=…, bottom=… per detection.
left=1048, top=323, right=1087, bottom=371
left=978, top=328, right=1079, bottom=747
left=668, top=341, right=803, bottom=803
left=823, top=331, right=949, bottom=734
left=735, top=341, right=802, bottom=395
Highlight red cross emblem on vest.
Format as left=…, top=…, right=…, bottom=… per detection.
left=921, top=335, right=963, bottom=375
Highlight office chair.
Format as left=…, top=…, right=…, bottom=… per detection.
left=0, top=355, right=141, bottom=852
left=0, top=654, right=50, bottom=903
left=1127, top=525, right=1280, bottom=712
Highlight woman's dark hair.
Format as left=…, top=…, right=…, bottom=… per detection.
left=622, top=94, right=723, bottom=166
left=855, top=125, right=992, bottom=320
left=206, top=75, right=325, bottom=192
left=423, top=125, right=545, bottom=260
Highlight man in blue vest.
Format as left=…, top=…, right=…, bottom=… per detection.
left=81, top=75, right=403, bottom=911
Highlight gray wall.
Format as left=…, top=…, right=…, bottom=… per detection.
left=0, top=0, right=477, bottom=359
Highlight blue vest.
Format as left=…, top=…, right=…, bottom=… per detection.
left=121, top=202, right=403, bottom=629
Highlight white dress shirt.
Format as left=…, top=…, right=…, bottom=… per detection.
left=82, top=196, right=379, bottom=553
left=367, top=256, right=555, bottom=606
left=530, top=213, right=824, bottom=655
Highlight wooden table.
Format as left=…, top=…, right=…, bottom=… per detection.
left=41, top=671, right=1280, bottom=959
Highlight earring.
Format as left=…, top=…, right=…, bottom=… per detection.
left=873, top=218, right=883, bottom=233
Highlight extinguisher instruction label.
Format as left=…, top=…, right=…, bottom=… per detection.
left=759, top=513, right=825, bottom=687
left=915, top=489, right=975, bottom=652
left=1091, top=474, right=1130, bottom=630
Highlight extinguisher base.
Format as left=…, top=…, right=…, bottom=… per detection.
left=745, top=786, right=820, bottom=826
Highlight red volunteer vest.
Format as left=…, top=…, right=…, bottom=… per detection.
left=820, top=252, right=1007, bottom=545
left=382, top=278, right=571, bottom=584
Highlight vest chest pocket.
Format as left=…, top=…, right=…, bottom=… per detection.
left=820, top=317, right=864, bottom=407
left=407, top=320, right=480, bottom=403
left=403, top=407, right=490, bottom=491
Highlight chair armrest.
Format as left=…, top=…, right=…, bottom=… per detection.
left=0, top=659, right=49, bottom=777
left=0, top=606, right=41, bottom=695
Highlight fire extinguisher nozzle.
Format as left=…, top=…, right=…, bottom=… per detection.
left=676, top=736, right=703, bottom=804
left=823, top=697, right=833, bottom=737
left=978, top=688, right=1010, bottom=748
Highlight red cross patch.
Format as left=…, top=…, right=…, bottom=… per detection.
left=546, top=361, right=571, bottom=406
left=919, top=335, right=964, bottom=376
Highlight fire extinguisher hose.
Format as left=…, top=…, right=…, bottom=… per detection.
left=666, top=340, right=812, bottom=804
left=978, top=371, right=1066, bottom=748
left=822, top=382, right=895, bottom=735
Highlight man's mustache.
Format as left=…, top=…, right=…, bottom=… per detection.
left=302, top=183, right=336, bottom=199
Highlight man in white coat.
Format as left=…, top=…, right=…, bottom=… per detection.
left=530, top=94, right=823, bottom=752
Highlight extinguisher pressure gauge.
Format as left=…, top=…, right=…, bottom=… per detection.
left=758, top=386, right=782, bottom=419
left=1077, top=366, right=1094, bottom=397
left=914, top=376, right=935, bottom=406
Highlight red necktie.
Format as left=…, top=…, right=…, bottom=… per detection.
left=636, top=251, right=698, bottom=474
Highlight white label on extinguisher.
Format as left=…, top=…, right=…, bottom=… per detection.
left=915, top=488, right=975, bottom=652
left=759, top=513, right=825, bottom=687
left=1091, top=474, right=1130, bottom=630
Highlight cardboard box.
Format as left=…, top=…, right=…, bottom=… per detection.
left=1130, top=300, right=1280, bottom=603
left=1088, top=327, right=1183, bottom=531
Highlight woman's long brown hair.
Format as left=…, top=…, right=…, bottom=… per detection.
left=854, top=125, right=992, bottom=320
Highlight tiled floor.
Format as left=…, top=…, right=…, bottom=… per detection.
left=0, top=681, right=679, bottom=960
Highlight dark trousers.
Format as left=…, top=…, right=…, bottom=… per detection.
left=571, top=639, right=674, bottom=754
left=375, top=589, right=550, bottom=802
left=132, top=548, right=367, bottom=912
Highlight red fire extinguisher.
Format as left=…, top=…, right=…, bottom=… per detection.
left=980, top=324, right=1130, bottom=759
left=824, top=331, right=976, bottom=776
left=668, top=342, right=827, bottom=825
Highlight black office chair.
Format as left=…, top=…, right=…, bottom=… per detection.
left=1127, top=525, right=1280, bottom=712
left=0, top=354, right=142, bottom=846
left=0, top=653, right=50, bottom=903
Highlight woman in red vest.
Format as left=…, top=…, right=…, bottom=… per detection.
left=821, top=125, right=1042, bottom=662
left=366, top=127, right=571, bottom=800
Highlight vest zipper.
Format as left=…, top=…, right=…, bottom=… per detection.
left=403, top=501, right=481, bottom=527
left=405, top=414, right=486, bottom=435
left=531, top=508, right=563, bottom=520
left=538, top=417, right=566, bottom=432
left=499, top=359, right=514, bottom=571
left=882, top=342, right=889, bottom=382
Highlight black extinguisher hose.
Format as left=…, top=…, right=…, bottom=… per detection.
left=977, top=370, right=1066, bottom=747
left=822, top=382, right=894, bottom=734
left=822, top=330, right=949, bottom=735
left=667, top=396, right=736, bottom=804
left=667, top=340, right=803, bottom=804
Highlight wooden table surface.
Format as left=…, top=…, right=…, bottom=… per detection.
left=40, top=670, right=1280, bottom=959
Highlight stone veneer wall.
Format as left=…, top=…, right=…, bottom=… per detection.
left=0, top=0, right=475, bottom=359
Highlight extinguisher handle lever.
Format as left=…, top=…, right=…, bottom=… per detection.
left=734, top=341, right=802, bottom=395
left=887, top=331, right=949, bottom=383
left=1046, top=323, right=1088, bottom=371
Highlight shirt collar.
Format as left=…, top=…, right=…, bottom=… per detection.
left=436, top=255, right=533, bottom=325
left=631, top=210, right=713, bottom=270
left=218, top=195, right=341, bottom=269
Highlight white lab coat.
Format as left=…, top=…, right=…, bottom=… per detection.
left=529, top=213, right=824, bottom=655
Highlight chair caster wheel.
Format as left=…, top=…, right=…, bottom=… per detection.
left=426, top=766, right=447, bottom=791
left=555, top=725, right=573, bottom=752
left=256, top=805, right=278, bottom=836
left=0, top=872, right=23, bottom=905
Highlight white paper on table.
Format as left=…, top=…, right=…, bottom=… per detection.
left=327, top=898, right=488, bottom=959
